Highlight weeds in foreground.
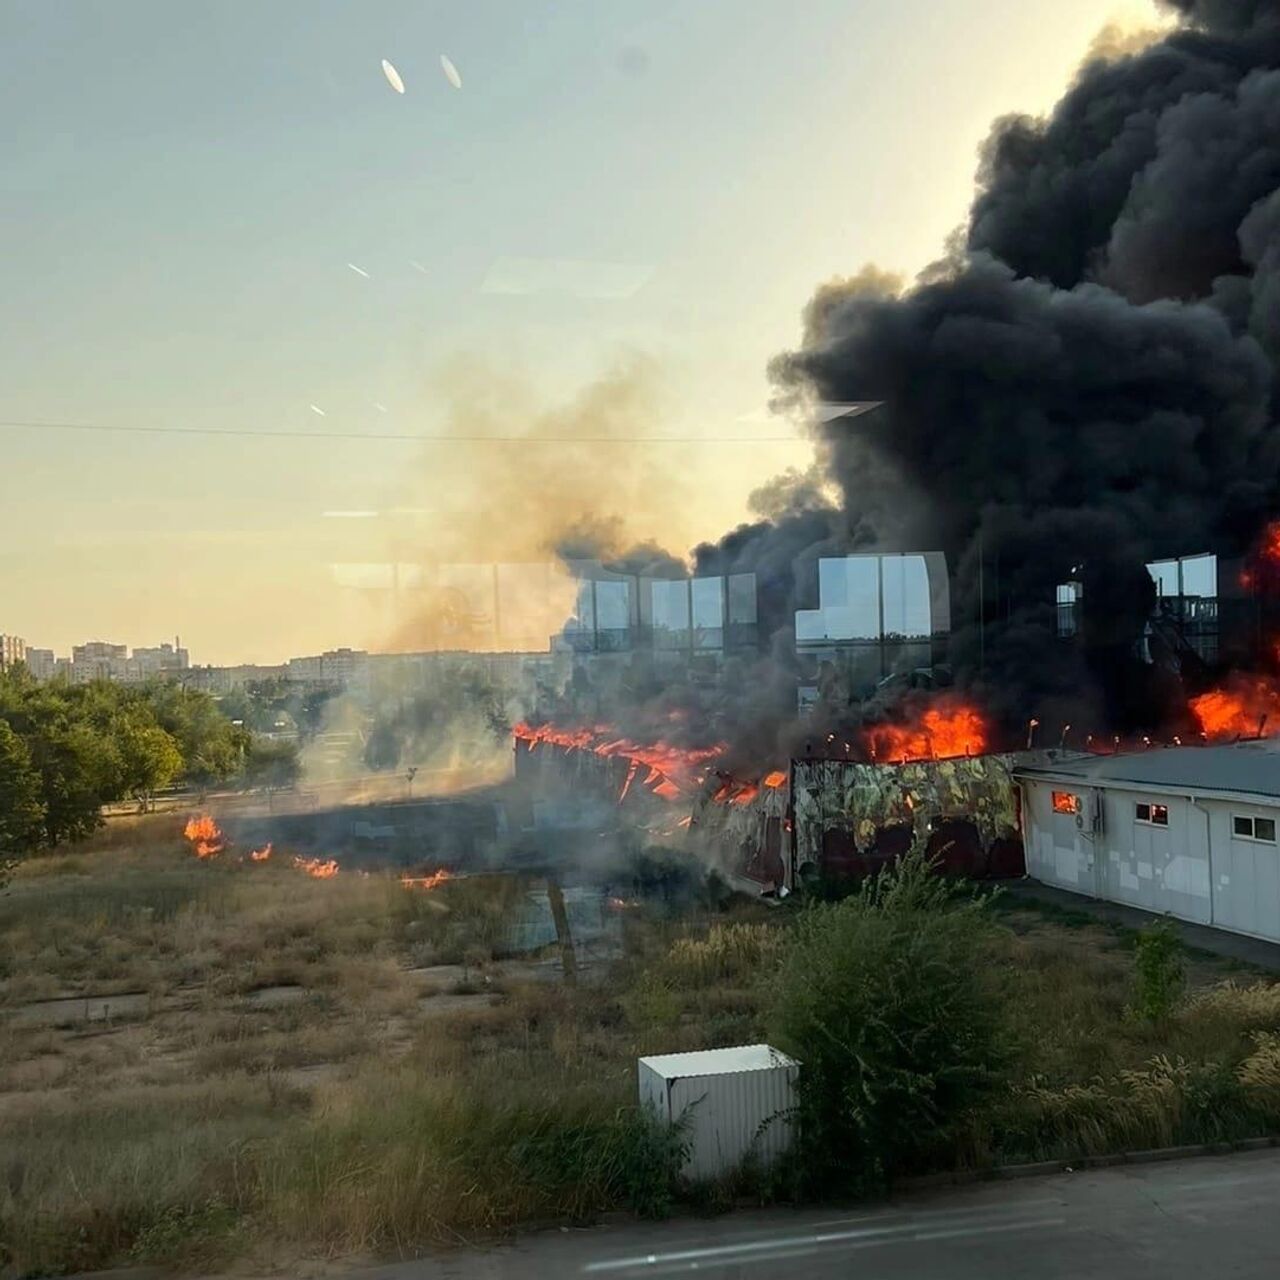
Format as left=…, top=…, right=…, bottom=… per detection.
left=6, top=820, right=1280, bottom=1275
left=664, top=923, right=785, bottom=987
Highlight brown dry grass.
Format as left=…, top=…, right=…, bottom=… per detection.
left=1, top=818, right=713, bottom=1274
left=3, top=823, right=1279, bottom=1275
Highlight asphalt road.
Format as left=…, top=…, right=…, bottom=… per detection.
left=370, top=1149, right=1280, bottom=1280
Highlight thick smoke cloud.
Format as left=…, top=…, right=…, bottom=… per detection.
left=387, top=354, right=699, bottom=654
left=696, top=0, right=1280, bottom=747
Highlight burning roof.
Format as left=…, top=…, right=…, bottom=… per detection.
left=513, top=721, right=726, bottom=803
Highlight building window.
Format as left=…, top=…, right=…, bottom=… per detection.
left=1232, top=815, right=1276, bottom=843
left=1055, top=582, right=1082, bottom=638
left=1136, top=802, right=1169, bottom=827
left=1051, top=791, right=1079, bottom=815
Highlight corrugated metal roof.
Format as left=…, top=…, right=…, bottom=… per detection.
left=639, top=1044, right=798, bottom=1079
left=1016, top=742, right=1280, bottom=800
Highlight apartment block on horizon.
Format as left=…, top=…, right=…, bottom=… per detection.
left=24, top=647, right=56, bottom=679
left=0, top=634, right=27, bottom=669
left=125, top=641, right=190, bottom=681
left=70, top=641, right=129, bottom=682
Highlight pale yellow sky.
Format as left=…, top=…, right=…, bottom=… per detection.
left=0, top=0, right=1164, bottom=664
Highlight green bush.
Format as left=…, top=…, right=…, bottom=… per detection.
left=1132, top=919, right=1185, bottom=1023
left=129, top=1197, right=242, bottom=1265
left=612, top=1105, right=690, bottom=1219
left=769, top=851, right=1014, bottom=1192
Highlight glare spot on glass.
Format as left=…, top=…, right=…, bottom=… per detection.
left=381, top=58, right=406, bottom=95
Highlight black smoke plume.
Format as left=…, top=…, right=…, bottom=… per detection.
left=682, top=0, right=1280, bottom=755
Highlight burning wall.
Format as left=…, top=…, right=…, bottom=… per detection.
left=514, top=718, right=1032, bottom=892
left=511, top=721, right=723, bottom=815
left=790, top=755, right=1026, bottom=885
left=686, top=752, right=1028, bottom=891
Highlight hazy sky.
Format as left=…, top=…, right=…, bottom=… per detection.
left=0, top=0, right=1161, bottom=664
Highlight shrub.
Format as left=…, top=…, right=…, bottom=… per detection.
left=769, top=851, right=1014, bottom=1192
left=129, top=1197, right=242, bottom=1265
left=613, top=1105, right=691, bottom=1219
left=1131, top=919, right=1185, bottom=1023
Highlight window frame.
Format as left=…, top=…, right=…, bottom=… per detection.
left=1135, top=801, right=1169, bottom=827
left=1051, top=790, right=1079, bottom=816
left=1232, top=814, right=1277, bottom=844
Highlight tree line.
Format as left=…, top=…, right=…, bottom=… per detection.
left=0, top=667, right=299, bottom=859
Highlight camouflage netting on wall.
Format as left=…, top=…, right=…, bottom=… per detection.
left=793, top=755, right=1025, bottom=882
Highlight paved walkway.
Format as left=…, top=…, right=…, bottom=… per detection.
left=1007, top=879, right=1280, bottom=972
left=335, top=1148, right=1280, bottom=1279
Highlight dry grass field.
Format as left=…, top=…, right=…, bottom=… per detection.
left=2, top=816, right=1280, bottom=1277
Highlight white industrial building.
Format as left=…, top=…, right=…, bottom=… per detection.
left=1017, top=744, right=1280, bottom=945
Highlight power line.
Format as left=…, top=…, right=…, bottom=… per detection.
left=0, top=419, right=814, bottom=445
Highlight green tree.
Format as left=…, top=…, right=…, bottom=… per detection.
left=144, top=682, right=249, bottom=785
left=0, top=719, right=45, bottom=874
left=25, top=721, right=115, bottom=847
left=242, top=737, right=301, bottom=790
left=770, top=851, right=1015, bottom=1192
left=115, top=718, right=184, bottom=809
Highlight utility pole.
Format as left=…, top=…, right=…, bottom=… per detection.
left=978, top=527, right=986, bottom=679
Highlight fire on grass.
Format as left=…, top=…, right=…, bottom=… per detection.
left=401, top=869, right=455, bottom=890
left=181, top=814, right=339, bottom=879
left=181, top=814, right=457, bottom=889
left=182, top=814, right=223, bottom=858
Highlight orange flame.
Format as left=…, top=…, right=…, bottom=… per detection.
left=293, top=855, right=339, bottom=879
left=1264, top=521, right=1280, bottom=565
left=1242, top=520, right=1280, bottom=593
left=762, top=770, right=787, bottom=788
left=249, top=843, right=272, bottom=862
left=400, top=869, right=454, bottom=890
left=183, top=814, right=224, bottom=858
left=864, top=698, right=989, bottom=763
left=514, top=721, right=726, bottom=803
left=1190, top=675, right=1280, bottom=740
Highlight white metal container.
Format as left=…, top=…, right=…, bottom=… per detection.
left=637, top=1043, right=799, bottom=1180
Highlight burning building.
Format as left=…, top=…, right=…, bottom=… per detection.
left=510, top=712, right=1047, bottom=894
left=356, top=6, right=1280, bottom=898
left=678, top=2, right=1280, bottom=760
